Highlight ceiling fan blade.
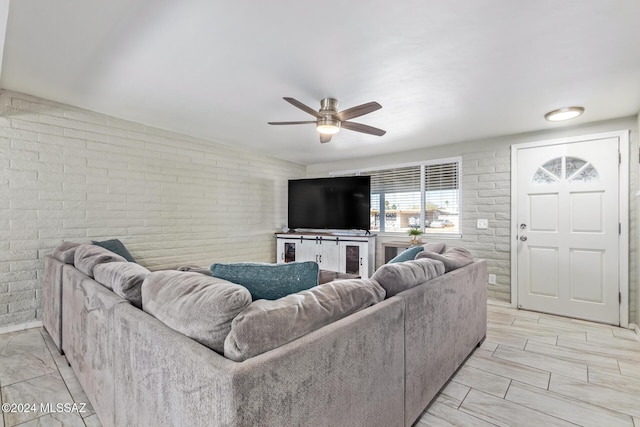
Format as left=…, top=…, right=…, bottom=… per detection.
left=283, top=97, right=322, bottom=118
left=268, top=121, right=317, bottom=125
left=341, top=121, right=386, bottom=136
left=336, top=101, right=382, bottom=121
left=320, top=133, right=332, bottom=143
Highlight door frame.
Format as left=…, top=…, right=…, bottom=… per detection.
left=510, top=130, right=630, bottom=327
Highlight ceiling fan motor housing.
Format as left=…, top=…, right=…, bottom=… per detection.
left=317, top=98, right=341, bottom=134
left=320, top=98, right=339, bottom=113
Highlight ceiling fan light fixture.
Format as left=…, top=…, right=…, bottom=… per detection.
left=544, top=106, right=585, bottom=122
left=316, top=118, right=341, bottom=135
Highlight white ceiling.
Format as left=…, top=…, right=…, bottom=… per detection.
left=2, top=0, right=640, bottom=165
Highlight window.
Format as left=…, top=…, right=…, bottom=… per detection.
left=532, top=156, right=599, bottom=184
left=334, top=158, right=461, bottom=235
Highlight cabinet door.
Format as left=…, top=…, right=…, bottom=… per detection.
left=339, top=242, right=369, bottom=278
left=277, top=239, right=298, bottom=263
left=294, top=238, right=318, bottom=263
left=319, top=240, right=341, bottom=272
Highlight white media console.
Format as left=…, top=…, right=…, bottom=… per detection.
left=276, top=232, right=376, bottom=279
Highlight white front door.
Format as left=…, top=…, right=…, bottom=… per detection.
left=516, top=137, right=620, bottom=324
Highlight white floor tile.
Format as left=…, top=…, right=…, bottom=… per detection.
left=460, top=388, right=577, bottom=427
left=493, top=344, right=588, bottom=381
left=549, top=374, right=640, bottom=418
left=506, top=380, right=634, bottom=427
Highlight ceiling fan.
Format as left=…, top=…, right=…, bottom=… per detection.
left=268, top=97, right=386, bottom=143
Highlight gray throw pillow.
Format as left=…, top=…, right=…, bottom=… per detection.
left=224, top=278, right=386, bottom=362
left=93, top=262, right=150, bottom=308
left=52, top=241, right=81, bottom=264
left=142, top=271, right=252, bottom=354
left=422, top=242, right=447, bottom=254
left=415, top=247, right=474, bottom=272
left=74, top=244, right=127, bottom=278
left=372, top=258, right=445, bottom=297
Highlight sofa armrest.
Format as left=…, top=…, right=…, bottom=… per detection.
left=61, top=267, right=130, bottom=427
left=43, top=256, right=66, bottom=354
left=397, top=259, right=487, bottom=426
left=114, top=297, right=406, bottom=427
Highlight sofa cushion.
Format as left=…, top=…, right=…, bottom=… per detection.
left=388, top=246, right=424, bottom=263
left=141, top=271, right=252, bottom=354
left=93, top=262, right=150, bottom=308
left=372, top=258, right=445, bottom=297
left=52, top=241, right=81, bottom=264
left=92, top=239, right=136, bottom=263
left=422, top=242, right=447, bottom=254
left=74, top=244, right=128, bottom=278
left=209, top=261, right=319, bottom=301
left=415, top=247, right=474, bottom=272
left=177, top=266, right=213, bottom=276
left=224, top=278, right=386, bottom=362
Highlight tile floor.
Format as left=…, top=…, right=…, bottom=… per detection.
left=0, top=304, right=638, bottom=426
left=415, top=304, right=640, bottom=427
left=0, top=327, right=101, bottom=427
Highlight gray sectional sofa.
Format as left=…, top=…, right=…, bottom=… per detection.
left=43, top=242, right=487, bottom=427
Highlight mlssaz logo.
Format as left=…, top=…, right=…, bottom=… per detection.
left=40, top=402, right=87, bottom=413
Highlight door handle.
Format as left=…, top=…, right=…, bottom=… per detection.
left=520, top=235, right=527, bottom=241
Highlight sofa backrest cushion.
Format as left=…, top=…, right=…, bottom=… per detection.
left=415, top=247, right=474, bottom=273
left=422, top=242, right=447, bottom=254
left=74, top=244, right=128, bottom=278
left=92, top=238, right=136, bottom=263
left=387, top=246, right=424, bottom=263
left=372, top=258, right=445, bottom=298
left=93, top=262, right=150, bottom=308
left=53, top=241, right=81, bottom=264
left=224, top=278, right=386, bottom=362
left=141, top=271, right=252, bottom=354
left=209, top=261, right=319, bottom=300
left=177, top=266, right=213, bottom=276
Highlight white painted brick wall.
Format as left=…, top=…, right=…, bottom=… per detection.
left=460, top=149, right=512, bottom=301
left=0, top=90, right=305, bottom=328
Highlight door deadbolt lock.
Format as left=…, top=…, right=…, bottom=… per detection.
left=519, top=235, right=527, bottom=241
left=520, top=224, right=527, bottom=230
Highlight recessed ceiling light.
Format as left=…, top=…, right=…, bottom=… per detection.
left=544, top=106, right=585, bottom=122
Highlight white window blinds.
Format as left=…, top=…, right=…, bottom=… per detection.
left=338, top=159, right=461, bottom=235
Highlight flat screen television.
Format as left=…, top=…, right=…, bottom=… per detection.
left=288, top=176, right=370, bottom=231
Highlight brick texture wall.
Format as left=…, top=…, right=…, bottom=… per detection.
left=0, top=90, right=305, bottom=328
left=460, top=149, right=511, bottom=301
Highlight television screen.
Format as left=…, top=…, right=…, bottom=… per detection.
left=288, top=176, right=370, bottom=231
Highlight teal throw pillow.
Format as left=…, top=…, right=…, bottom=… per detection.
left=388, top=246, right=424, bottom=264
left=92, top=239, right=136, bottom=263
left=209, top=261, right=319, bottom=301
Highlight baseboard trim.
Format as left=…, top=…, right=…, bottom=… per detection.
left=0, top=321, right=43, bottom=335
left=630, top=323, right=640, bottom=339
left=487, top=298, right=512, bottom=308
